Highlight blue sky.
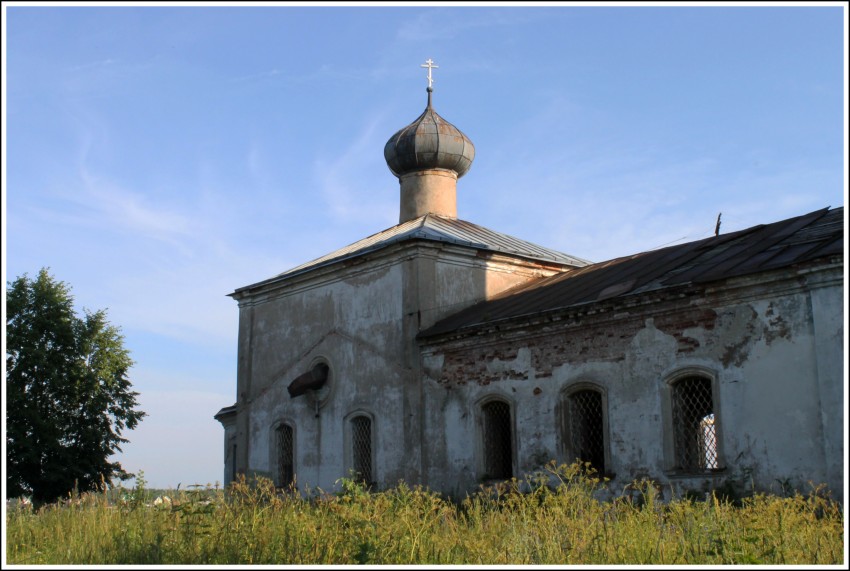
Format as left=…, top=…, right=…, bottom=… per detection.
left=3, top=3, right=847, bottom=489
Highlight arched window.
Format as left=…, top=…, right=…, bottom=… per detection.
left=565, top=388, right=606, bottom=475
left=670, top=375, right=718, bottom=472
left=275, top=423, right=295, bottom=488
left=350, top=415, right=373, bottom=484
left=481, top=400, right=513, bottom=480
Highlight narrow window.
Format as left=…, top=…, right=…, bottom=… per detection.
left=276, top=424, right=294, bottom=487
left=482, top=400, right=513, bottom=480
left=231, top=443, right=237, bottom=483
left=671, top=376, right=718, bottom=471
left=567, top=389, right=605, bottom=475
left=351, top=415, right=372, bottom=484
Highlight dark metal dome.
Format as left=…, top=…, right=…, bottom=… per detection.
left=384, top=90, right=475, bottom=179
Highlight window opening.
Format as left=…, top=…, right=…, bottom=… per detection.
left=276, top=424, right=294, bottom=487
left=568, top=389, right=605, bottom=475
left=351, top=416, right=372, bottom=484
left=671, top=376, right=718, bottom=471
left=482, top=400, right=512, bottom=480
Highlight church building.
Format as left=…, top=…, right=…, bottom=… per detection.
left=216, top=63, right=844, bottom=502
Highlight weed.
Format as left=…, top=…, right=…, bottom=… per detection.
left=4, top=461, right=843, bottom=565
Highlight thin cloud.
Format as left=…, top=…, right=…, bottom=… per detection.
left=396, top=8, right=546, bottom=42
left=79, top=169, right=196, bottom=243
left=535, top=159, right=841, bottom=263
left=290, top=63, right=390, bottom=86
left=21, top=174, right=197, bottom=254
left=246, top=140, right=272, bottom=191
left=313, top=114, right=397, bottom=226
left=101, top=248, right=286, bottom=349
left=230, top=68, right=283, bottom=83
left=66, top=58, right=117, bottom=73
left=31, top=114, right=197, bottom=246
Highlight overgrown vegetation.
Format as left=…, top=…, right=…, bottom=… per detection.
left=5, top=462, right=843, bottom=565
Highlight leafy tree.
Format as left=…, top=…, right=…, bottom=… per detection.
left=6, top=268, right=146, bottom=502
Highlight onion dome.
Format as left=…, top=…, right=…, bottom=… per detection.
left=384, top=88, right=475, bottom=179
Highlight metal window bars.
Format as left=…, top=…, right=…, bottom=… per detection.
left=568, top=389, right=605, bottom=475
left=482, top=401, right=513, bottom=480
left=351, top=416, right=373, bottom=484
left=671, top=376, right=718, bottom=471
left=276, top=424, right=294, bottom=487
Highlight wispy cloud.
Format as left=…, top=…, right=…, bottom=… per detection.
left=66, top=58, right=117, bottom=73
left=496, top=154, right=841, bottom=264
left=313, top=114, right=397, bottom=226
left=78, top=169, right=196, bottom=243
left=11, top=119, right=291, bottom=348
left=60, top=55, right=165, bottom=103
left=230, top=68, right=283, bottom=83
left=29, top=115, right=199, bottom=247
left=101, top=244, right=287, bottom=349
left=291, top=63, right=393, bottom=86
left=22, top=173, right=197, bottom=256
left=396, top=8, right=546, bottom=42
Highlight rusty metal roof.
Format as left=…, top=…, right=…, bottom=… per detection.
left=255, top=214, right=590, bottom=284
left=384, top=90, right=475, bottom=179
left=420, top=206, right=844, bottom=339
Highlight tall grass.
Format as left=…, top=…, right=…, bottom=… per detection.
left=5, top=462, right=844, bottom=565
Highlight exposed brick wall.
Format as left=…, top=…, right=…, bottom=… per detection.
left=432, top=304, right=723, bottom=387
left=654, top=308, right=718, bottom=354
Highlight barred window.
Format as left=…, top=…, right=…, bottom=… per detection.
left=671, top=376, right=718, bottom=472
left=567, top=389, right=606, bottom=475
left=351, top=415, right=373, bottom=484
left=481, top=400, right=513, bottom=480
left=276, top=424, right=294, bottom=487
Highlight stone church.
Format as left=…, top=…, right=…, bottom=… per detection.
left=216, top=68, right=844, bottom=502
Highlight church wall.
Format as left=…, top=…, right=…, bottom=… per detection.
left=405, top=250, right=573, bottom=489
left=236, top=258, right=410, bottom=491
left=232, top=243, right=571, bottom=492
left=420, top=265, right=844, bottom=501
left=419, top=247, right=568, bottom=329
left=806, top=276, right=845, bottom=499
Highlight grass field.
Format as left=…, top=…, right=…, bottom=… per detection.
left=5, top=462, right=845, bottom=565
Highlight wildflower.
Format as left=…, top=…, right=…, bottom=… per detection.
left=7, top=497, right=33, bottom=511
left=153, top=495, right=172, bottom=508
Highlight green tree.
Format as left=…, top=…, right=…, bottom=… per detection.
left=6, top=268, right=146, bottom=502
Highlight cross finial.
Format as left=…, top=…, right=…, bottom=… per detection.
left=421, top=58, right=438, bottom=90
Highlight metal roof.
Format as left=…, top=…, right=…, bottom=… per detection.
left=420, top=207, right=844, bottom=339
left=384, top=91, right=475, bottom=179
left=267, top=214, right=591, bottom=281
left=214, top=404, right=236, bottom=421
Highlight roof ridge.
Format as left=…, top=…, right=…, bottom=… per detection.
left=234, top=215, right=588, bottom=294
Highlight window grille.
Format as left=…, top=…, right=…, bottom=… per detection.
left=568, top=389, right=605, bottom=475
left=276, top=424, right=294, bottom=487
left=482, top=401, right=513, bottom=480
left=351, top=416, right=372, bottom=484
left=231, top=444, right=237, bottom=483
left=671, top=376, right=718, bottom=471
